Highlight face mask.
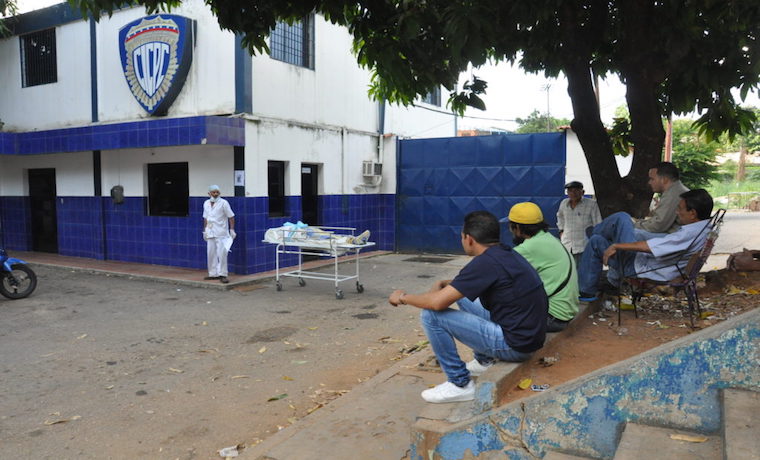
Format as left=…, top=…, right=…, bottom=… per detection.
left=209, top=196, right=218, bottom=203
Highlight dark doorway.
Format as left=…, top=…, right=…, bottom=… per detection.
left=147, top=162, right=189, bottom=216
left=301, top=163, right=319, bottom=225
left=28, top=168, right=58, bottom=253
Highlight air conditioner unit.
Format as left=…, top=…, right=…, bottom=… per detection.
left=362, top=161, right=383, bottom=177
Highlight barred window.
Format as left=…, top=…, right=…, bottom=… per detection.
left=20, top=28, right=57, bottom=87
left=421, top=87, right=441, bottom=106
left=270, top=14, right=314, bottom=69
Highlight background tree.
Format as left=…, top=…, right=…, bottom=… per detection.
left=670, top=119, right=720, bottom=189
left=514, top=110, right=570, bottom=134
left=722, top=107, right=760, bottom=181
left=0, top=0, right=18, bottom=36
left=70, top=0, right=760, bottom=216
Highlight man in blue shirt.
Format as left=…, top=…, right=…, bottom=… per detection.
left=578, top=189, right=713, bottom=300
left=389, top=211, right=547, bottom=403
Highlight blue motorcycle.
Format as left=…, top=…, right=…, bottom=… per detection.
left=0, top=248, right=37, bottom=299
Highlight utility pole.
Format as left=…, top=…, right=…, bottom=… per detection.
left=664, top=115, right=673, bottom=161
left=542, top=83, right=552, bottom=131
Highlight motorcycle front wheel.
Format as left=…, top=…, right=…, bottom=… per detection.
left=0, top=264, right=37, bottom=299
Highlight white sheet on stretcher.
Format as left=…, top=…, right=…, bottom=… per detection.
left=263, top=227, right=372, bottom=255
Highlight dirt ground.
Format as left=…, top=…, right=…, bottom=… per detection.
left=500, top=269, right=760, bottom=404
left=0, top=256, right=464, bottom=460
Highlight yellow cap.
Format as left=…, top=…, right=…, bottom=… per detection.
left=508, top=202, right=544, bottom=224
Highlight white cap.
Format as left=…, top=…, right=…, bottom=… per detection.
left=208, top=185, right=220, bottom=192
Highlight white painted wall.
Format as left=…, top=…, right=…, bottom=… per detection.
left=252, top=16, right=377, bottom=133
left=243, top=118, right=399, bottom=198
left=385, top=100, right=457, bottom=139
left=251, top=17, right=456, bottom=143
left=95, top=1, right=236, bottom=122
left=0, top=152, right=92, bottom=195
left=0, top=146, right=232, bottom=197
left=100, top=145, right=234, bottom=197
left=565, top=129, right=634, bottom=196
left=0, top=0, right=236, bottom=131
left=0, top=22, right=91, bottom=130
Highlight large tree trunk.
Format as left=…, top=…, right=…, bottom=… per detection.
left=559, top=2, right=642, bottom=218
left=565, top=63, right=624, bottom=217
left=623, top=74, right=665, bottom=217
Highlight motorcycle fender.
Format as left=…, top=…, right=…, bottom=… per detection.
left=3, top=257, right=26, bottom=272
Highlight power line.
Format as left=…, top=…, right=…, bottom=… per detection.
left=412, top=103, right=517, bottom=122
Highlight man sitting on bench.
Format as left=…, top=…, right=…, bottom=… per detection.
left=578, top=189, right=714, bottom=301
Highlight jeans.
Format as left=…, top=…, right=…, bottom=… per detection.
left=579, top=212, right=639, bottom=294
left=419, top=297, right=533, bottom=386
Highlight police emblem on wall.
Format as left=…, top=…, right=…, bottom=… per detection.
left=119, top=15, right=196, bottom=116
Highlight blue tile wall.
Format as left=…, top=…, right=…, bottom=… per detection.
left=102, top=197, right=206, bottom=269
left=0, top=196, right=32, bottom=250
left=0, top=193, right=394, bottom=275
left=57, top=197, right=104, bottom=259
left=0, top=116, right=245, bottom=156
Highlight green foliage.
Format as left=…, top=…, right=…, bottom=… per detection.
left=719, top=107, right=760, bottom=153
left=0, top=0, right=18, bottom=36
left=613, top=104, right=630, bottom=119
left=707, top=177, right=760, bottom=209
left=608, top=117, right=633, bottom=157
left=717, top=160, right=738, bottom=181
left=514, top=110, right=570, bottom=134
left=671, top=119, right=720, bottom=189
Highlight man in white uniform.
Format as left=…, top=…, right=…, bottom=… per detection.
left=203, top=185, right=236, bottom=283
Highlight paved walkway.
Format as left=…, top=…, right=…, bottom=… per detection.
left=12, top=249, right=390, bottom=290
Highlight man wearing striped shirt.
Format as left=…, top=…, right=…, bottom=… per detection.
left=557, top=181, right=602, bottom=266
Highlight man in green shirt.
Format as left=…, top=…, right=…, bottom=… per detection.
left=507, top=202, right=579, bottom=332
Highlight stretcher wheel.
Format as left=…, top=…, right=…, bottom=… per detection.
left=298, top=278, right=306, bottom=287
left=335, top=289, right=344, bottom=300
left=276, top=281, right=282, bottom=291
left=356, top=283, right=364, bottom=293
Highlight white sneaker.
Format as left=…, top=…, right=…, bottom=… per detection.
left=466, top=359, right=494, bottom=376
left=421, top=380, right=475, bottom=403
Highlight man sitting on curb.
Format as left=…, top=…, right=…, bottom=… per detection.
left=388, top=211, right=547, bottom=404
left=578, top=189, right=714, bottom=301
left=508, top=202, right=579, bottom=332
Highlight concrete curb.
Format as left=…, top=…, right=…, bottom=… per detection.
left=24, top=250, right=390, bottom=291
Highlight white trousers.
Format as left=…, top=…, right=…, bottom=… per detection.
left=207, top=238, right=228, bottom=277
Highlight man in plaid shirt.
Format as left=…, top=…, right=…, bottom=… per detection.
left=557, top=181, right=602, bottom=266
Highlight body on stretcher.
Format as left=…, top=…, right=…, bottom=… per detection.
left=263, top=224, right=371, bottom=255
left=262, top=223, right=374, bottom=299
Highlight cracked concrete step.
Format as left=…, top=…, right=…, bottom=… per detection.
left=543, top=451, right=594, bottom=459
left=613, top=423, right=720, bottom=460
left=723, top=388, right=760, bottom=460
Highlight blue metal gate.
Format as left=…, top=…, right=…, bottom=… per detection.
left=396, top=132, right=566, bottom=253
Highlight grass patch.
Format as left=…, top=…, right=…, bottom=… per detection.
left=707, top=179, right=760, bottom=209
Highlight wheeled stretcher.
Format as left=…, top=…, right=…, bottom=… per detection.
left=263, top=225, right=374, bottom=299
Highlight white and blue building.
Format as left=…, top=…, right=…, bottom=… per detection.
left=0, top=1, right=456, bottom=274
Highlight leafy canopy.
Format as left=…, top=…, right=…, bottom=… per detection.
left=0, top=0, right=18, bottom=36
left=671, top=119, right=720, bottom=189
left=68, top=0, right=760, bottom=142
